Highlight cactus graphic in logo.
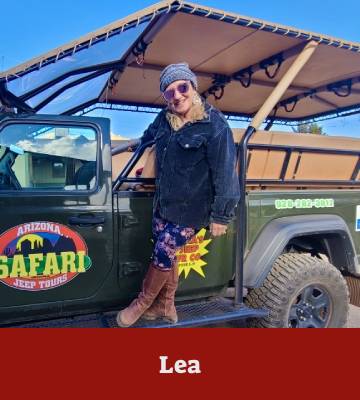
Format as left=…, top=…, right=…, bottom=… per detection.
left=0, top=222, right=92, bottom=291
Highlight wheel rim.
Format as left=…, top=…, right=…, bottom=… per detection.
left=288, top=285, right=332, bottom=328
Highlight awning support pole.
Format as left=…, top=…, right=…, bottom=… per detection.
left=251, top=41, right=319, bottom=129
left=234, top=40, right=319, bottom=305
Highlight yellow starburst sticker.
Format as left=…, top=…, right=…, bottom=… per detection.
left=176, top=228, right=212, bottom=278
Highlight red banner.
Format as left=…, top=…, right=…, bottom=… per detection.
left=0, top=329, right=357, bottom=398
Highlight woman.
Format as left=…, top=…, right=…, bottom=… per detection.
left=117, top=63, right=240, bottom=327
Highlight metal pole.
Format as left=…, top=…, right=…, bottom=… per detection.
left=234, top=125, right=255, bottom=305
left=251, top=41, right=319, bottom=129
left=234, top=40, right=319, bottom=305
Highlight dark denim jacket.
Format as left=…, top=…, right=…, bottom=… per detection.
left=141, top=102, right=240, bottom=229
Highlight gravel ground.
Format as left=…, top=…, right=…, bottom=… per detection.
left=348, top=305, right=360, bottom=328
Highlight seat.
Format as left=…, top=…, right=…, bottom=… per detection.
left=73, top=161, right=96, bottom=189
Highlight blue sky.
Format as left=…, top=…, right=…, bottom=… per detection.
left=1, top=0, right=360, bottom=137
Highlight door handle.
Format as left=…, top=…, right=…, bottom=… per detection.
left=121, top=262, right=142, bottom=277
left=68, top=215, right=105, bottom=226
left=122, top=215, right=139, bottom=228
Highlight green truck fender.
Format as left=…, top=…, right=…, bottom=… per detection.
left=244, top=214, right=358, bottom=288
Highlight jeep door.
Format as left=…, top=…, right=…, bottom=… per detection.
left=0, top=115, right=114, bottom=323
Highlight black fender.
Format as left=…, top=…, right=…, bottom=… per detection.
left=244, top=214, right=358, bottom=288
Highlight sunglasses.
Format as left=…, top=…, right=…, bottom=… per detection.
left=163, top=82, right=190, bottom=102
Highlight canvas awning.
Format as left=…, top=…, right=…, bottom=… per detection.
left=1, top=0, right=360, bottom=123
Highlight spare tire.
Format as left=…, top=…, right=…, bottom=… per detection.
left=245, top=253, right=349, bottom=328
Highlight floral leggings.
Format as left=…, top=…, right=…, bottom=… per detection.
left=152, top=211, right=197, bottom=271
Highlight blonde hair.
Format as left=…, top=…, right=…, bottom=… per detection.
left=166, top=92, right=207, bottom=131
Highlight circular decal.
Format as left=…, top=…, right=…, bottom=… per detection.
left=0, top=222, right=92, bottom=291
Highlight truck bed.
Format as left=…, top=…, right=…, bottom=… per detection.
left=235, top=129, right=360, bottom=190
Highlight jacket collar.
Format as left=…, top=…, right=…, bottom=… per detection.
left=198, top=101, right=212, bottom=123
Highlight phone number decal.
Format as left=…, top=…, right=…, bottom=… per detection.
left=275, top=198, right=335, bottom=210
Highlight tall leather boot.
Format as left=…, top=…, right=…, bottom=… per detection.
left=142, top=261, right=179, bottom=323
left=116, top=264, right=170, bottom=328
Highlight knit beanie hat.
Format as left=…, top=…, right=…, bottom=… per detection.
left=159, top=62, right=198, bottom=92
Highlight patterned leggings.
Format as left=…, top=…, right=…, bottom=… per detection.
left=152, top=212, right=197, bottom=271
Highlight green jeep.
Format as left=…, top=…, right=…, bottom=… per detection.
left=0, top=1, right=359, bottom=328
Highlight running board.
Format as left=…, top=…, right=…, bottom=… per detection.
left=108, top=297, right=268, bottom=328
left=8, top=299, right=268, bottom=328
left=128, top=298, right=268, bottom=328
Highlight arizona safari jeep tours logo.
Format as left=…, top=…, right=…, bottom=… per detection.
left=0, top=222, right=92, bottom=291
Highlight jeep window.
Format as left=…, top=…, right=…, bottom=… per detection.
left=0, top=123, right=97, bottom=191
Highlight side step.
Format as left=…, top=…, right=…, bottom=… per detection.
left=127, top=298, right=268, bottom=328
left=8, top=298, right=268, bottom=328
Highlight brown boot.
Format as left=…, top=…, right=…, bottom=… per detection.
left=116, top=264, right=170, bottom=327
left=142, top=262, right=179, bottom=323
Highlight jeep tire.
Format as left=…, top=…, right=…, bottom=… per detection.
left=245, top=253, right=349, bottom=328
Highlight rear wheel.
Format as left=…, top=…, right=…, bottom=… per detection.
left=245, top=253, right=349, bottom=328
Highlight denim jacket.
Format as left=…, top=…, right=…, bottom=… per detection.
left=141, top=102, right=240, bottom=229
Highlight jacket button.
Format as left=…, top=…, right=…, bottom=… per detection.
left=185, top=144, right=190, bottom=148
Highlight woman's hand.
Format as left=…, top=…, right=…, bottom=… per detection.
left=210, top=222, right=228, bottom=237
